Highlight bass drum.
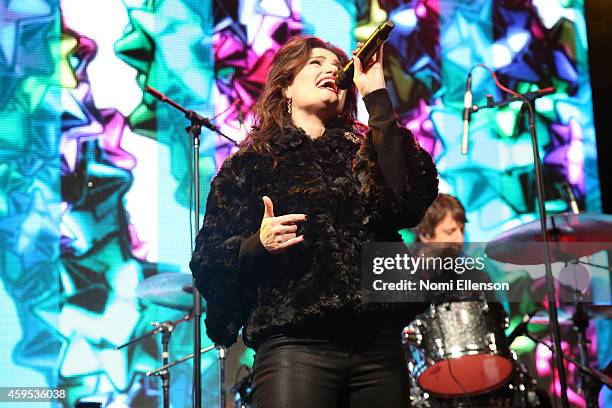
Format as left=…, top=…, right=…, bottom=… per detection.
left=403, top=301, right=513, bottom=397
left=406, top=351, right=549, bottom=408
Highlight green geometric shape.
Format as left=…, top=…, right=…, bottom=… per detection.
left=0, top=107, right=28, bottom=151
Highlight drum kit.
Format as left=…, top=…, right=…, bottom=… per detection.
left=122, top=213, right=612, bottom=408
left=403, top=212, right=612, bottom=407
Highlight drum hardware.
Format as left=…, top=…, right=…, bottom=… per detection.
left=406, top=210, right=611, bottom=406
left=405, top=322, right=550, bottom=408
left=147, top=344, right=218, bottom=377
left=529, top=311, right=573, bottom=327
left=147, top=343, right=224, bottom=407
left=136, top=272, right=201, bottom=312
left=574, top=259, right=612, bottom=273
left=485, top=210, right=612, bottom=408
left=505, top=283, right=611, bottom=406
left=403, top=325, right=422, bottom=345
left=506, top=309, right=538, bottom=344
left=478, top=291, right=489, bottom=313
left=406, top=361, right=546, bottom=408
left=529, top=304, right=612, bottom=327
left=403, top=301, right=513, bottom=397
left=507, top=353, right=549, bottom=408
left=231, top=365, right=253, bottom=408
left=502, top=298, right=612, bottom=406
left=485, top=213, right=612, bottom=266
left=132, top=273, right=195, bottom=406
left=569, top=291, right=611, bottom=408
left=133, top=272, right=222, bottom=407
left=115, top=313, right=192, bottom=408
left=581, top=303, right=612, bottom=319
left=572, top=294, right=597, bottom=408
left=524, top=330, right=612, bottom=404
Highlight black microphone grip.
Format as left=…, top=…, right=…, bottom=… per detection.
left=336, top=20, right=395, bottom=90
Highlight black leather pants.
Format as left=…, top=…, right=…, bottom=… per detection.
left=250, top=329, right=410, bottom=408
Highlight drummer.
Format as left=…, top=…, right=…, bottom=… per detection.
left=413, top=193, right=504, bottom=304
left=411, top=195, right=553, bottom=407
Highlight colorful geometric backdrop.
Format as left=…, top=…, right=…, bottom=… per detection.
left=0, top=0, right=609, bottom=407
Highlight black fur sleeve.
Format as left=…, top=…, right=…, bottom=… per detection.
left=189, top=153, right=259, bottom=347
left=354, top=89, right=439, bottom=229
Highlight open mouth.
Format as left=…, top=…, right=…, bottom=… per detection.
left=316, top=77, right=338, bottom=94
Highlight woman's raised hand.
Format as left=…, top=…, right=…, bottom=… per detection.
left=259, top=196, right=306, bottom=254
left=351, top=41, right=386, bottom=97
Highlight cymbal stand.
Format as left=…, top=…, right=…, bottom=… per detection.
left=524, top=330, right=612, bottom=392
left=572, top=292, right=599, bottom=408
left=576, top=259, right=612, bottom=272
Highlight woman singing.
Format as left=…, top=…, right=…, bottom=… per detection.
left=190, top=36, right=438, bottom=407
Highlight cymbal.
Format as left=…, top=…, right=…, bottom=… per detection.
left=486, top=213, right=612, bottom=265
left=136, top=273, right=199, bottom=311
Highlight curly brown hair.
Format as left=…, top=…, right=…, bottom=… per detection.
left=242, top=36, right=359, bottom=154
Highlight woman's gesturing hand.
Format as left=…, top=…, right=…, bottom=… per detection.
left=259, top=196, right=306, bottom=254
left=351, top=42, right=386, bottom=98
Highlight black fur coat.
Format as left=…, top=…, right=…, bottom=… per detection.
left=190, top=90, right=438, bottom=348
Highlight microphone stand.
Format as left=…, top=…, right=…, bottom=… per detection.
left=145, top=86, right=237, bottom=407
left=159, top=321, right=173, bottom=408
left=115, top=314, right=192, bottom=408
left=465, top=69, right=570, bottom=407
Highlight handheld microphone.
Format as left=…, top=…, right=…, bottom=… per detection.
left=461, top=72, right=473, bottom=155
left=336, top=20, right=395, bottom=90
